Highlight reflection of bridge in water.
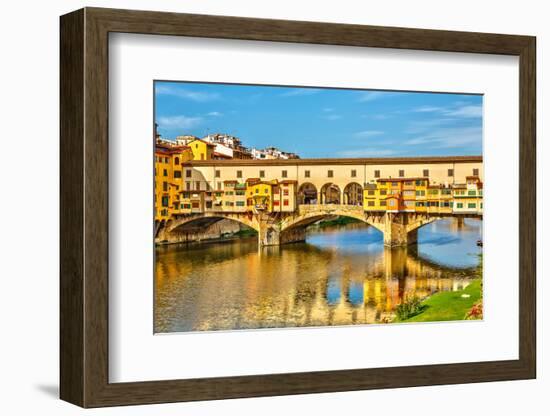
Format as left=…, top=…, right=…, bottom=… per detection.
left=265, top=243, right=475, bottom=322
left=162, top=204, right=481, bottom=248
left=155, top=239, right=478, bottom=331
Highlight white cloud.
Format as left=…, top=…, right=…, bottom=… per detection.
left=280, top=88, right=319, bottom=97
left=157, top=115, right=203, bottom=129
left=357, top=91, right=385, bottom=102
left=445, top=105, right=483, bottom=118
left=206, top=111, right=223, bottom=117
left=404, top=126, right=482, bottom=148
left=413, top=106, right=445, bottom=113
left=405, top=118, right=455, bottom=134
left=337, top=148, right=399, bottom=157
left=411, top=103, right=482, bottom=118
left=324, top=114, right=342, bottom=121
left=353, top=130, right=384, bottom=138
left=155, top=85, right=220, bottom=102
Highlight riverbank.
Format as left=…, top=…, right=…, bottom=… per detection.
left=155, top=219, right=257, bottom=246
left=396, top=278, right=482, bottom=323
left=233, top=228, right=258, bottom=238
left=156, top=229, right=257, bottom=247
left=315, top=216, right=361, bottom=228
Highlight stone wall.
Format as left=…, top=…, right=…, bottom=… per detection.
left=156, top=219, right=244, bottom=244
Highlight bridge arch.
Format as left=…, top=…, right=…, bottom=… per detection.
left=280, top=205, right=386, bottom=235
left=403, top=214, right=447, bottom=234
left=155, top=219, right=166, bottom=238
left=166, top=212, right=260, bottom=233
left=343, top=182, right=363, bottom=206
left=407, top=215, right=480, bottom=235
left=320, top=183, right=341, bottom=204
left=298, top=182, right=318, bottom=205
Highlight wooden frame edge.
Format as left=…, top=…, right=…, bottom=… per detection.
left=518, top=36, right=537, bottom=379
left=60, top=8, right=85, bottom=407
left=60, top=7, right=536, bottom=408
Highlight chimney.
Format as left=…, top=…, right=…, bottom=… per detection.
left=154, top=122, right=160, bottom=140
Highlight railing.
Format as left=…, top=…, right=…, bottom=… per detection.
left=298, top=204, right=365, bottom=214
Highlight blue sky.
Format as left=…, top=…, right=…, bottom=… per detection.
left=154, top=81, right=482, bottom=158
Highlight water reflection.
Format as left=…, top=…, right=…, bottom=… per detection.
left=155, top=219, right=482, bottom=332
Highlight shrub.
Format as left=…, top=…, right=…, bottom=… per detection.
left=465, top=301, right=483, bottom=320
left=396, top=296, right=423, bottom=320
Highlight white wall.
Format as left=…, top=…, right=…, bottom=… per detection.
left=0, top=0, right=546, bottom=414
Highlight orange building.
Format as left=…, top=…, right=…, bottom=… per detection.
left=154, top=139, right=194, bottom=221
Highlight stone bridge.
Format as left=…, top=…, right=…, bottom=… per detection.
left=166, top=211, right=260, bottom=233
left=163, top=204, right=481, bottom=247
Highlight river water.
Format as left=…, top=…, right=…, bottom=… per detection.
left=155, top=218, right=482, bottom=333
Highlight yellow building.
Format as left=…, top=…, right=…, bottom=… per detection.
left=426, top=184, right=454, bottom=214
left=363, top=177, right=446, bottom=214
left=242, top=179, right=298, bottom=213
left=439, top=186, right=453, bottom=213
left=364, top=182, right=388, bottom=211
left=427, top=185, right=441, bottom=214
left=384, top=179, right=406, bottom=213
left=452, top=176, right=483, bottom=214
left=154, top=140, right=194, bottom=222
left=187, top=138, right=215, bottom=161
left=246, top=179, right=275, bottom=212
left=413, top=178, right=428, bottom=213
left=364, top=179, right=404, bottom=212
left=402, top=179, right=417, bottom=212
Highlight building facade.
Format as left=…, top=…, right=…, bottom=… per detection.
left=250, top=146, right=300, bottom=160
left=154, top=155, right=483, bottom=222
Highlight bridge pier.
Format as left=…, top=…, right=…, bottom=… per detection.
left=258, top=214, right=279, bottom=246
left=383, top=221, right=416, bottom=247
left=258, top=224, right=306, bottom=246
left=258, top=214, right=307, bottom=247
left=382, top=213, right=420, bottom=247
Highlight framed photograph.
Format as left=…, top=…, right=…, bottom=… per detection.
left=60, top=7, right=536, bottom=407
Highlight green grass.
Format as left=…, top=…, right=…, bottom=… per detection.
left=233, top=228, right=258, bottom=238
left=316, top=216, right=361, bottom=227
left=397, top=279, right=482, bottom=323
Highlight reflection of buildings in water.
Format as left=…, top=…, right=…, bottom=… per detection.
left=319, top=245, right=475, bottom=323
left=155, top=239, right=478, bottom=331
left=427, top=217, right=480, bottom=236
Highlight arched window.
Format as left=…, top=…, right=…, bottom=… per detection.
left=298, top=183, right=318, bottom=205
left=174, top=157, right=180, bottom=165
left=343, top=182, right=364, bottom=206
left=320, top=183, right=341, bottom=204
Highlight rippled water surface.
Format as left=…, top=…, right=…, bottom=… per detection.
left=155, top=218, right=482, bottom=333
